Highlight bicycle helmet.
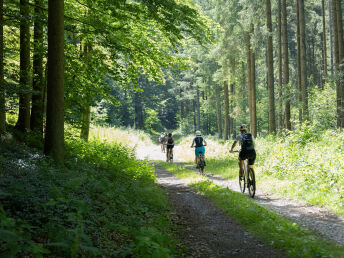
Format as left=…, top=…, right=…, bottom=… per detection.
left=195, top=130, right=201, bottom=136
left=239, top=124, right=247, bottom=132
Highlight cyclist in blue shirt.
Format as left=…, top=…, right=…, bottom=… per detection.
left=191, top=130, right=207, bottom=168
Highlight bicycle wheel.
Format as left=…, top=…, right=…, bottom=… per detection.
left=239, top=170, right=245, bottom=193
left=199, top=159, right=205, bottom=174
left=247, top=168, right=256, bottom=198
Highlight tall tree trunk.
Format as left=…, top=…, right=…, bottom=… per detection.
left=134, top=91, right=143, bottom=129
left=224, top=80, right=229, bottom=140
left=180, top=89, right=185, bottom=120
left=80, top=43, right=91, bottom=141
left=230, top=83, right=236, bottom=139
left=335, top=0, right=344, bottom=127
left=249, top=24, right=257, bottom=137
left=246, top=32, right=253, bottom=135
left=0, top=0, right=5, bottom=134
left=30, top=0, right=44, bottom=134
left=16, top=0, right=31, bottom=131
left=266, top=0, right=275, bottom=134
left=80, top=105, right=91, bottom=141
left=277, top=0, right=283, bottom=132
left=192, top=99, right=196, bottom=131
left=196, top=85, right=200, bottom=130
left=330, top=0, right=335, bottom=75
left=322, top=0, right=328, bottom=80
left=296, top=0, right=302, bottom=122
left=299, top=0, right=308, bottom=120
left=44, top=0, right=65, bottom=163
left=215, top=84, right=222, bottom=139
left=282, top=0, right=291, bottom=130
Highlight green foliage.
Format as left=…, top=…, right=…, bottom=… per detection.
left=144, top=108, right=163, bottom=134
left=0, top=139, right=181, bottom=256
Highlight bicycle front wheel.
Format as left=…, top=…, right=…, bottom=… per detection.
left=247, top=168, right=256, bottom=198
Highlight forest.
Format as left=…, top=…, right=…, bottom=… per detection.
left=1, top=0, right=344, bottom=257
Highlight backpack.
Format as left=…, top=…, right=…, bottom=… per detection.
left=167, top=137, right=173, bottom=144
left=241, top=133, right=254, bottom=151
left=194, top=136, right=203, bottom=147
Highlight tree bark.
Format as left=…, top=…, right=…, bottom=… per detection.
left=266, top=0, right=275, bottom=134
left=330, top=0, right=335, bottom=75
left=322, top=0, right=328, bottom=80
left=299, top=0, right=308, bottom=120
left=80, top=43, right=91, bottom=141
left=16, top=0, right=31, bottom=131
left=44, top=0, right=65, bottom=163
left=296, top=0, right=302, bottom=122
left=335, top=0, right=344, bottom=127
left=249, top=24, right=257, bottom=137
left=30, top=0, right=44, bottom=134
left=277, top=0, right=283, bottom=132
left=215, top=84, right=222, bottom=139
left=282, top=0, right=291, bottom=130
left=230, top=83, right=236, bottom=139
left=0, top=0, right=5, bottom=134
left=224, top=80, right=229, bottom=140
left=196, top=85, right=200, bottom=130
left=80, top=105, right=91, bottom=141
left=134, top=91, right=144, bottom=129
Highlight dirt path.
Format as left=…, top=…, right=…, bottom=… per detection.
left=179, top=163, right=344, bottom=247
left=136, top=144, right=344, bottom=250
left=155, top=166, right=284, bottom=257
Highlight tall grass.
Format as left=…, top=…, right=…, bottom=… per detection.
left=89, top=126, right=153, bottom=149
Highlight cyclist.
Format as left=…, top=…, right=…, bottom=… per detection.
left=191, top=130, right=207, bottom=168
left=159, top=132, right=167, bottom=152
left=230, top=124, right=256, bottom=178
left=166, top=133, right=174, bottom=161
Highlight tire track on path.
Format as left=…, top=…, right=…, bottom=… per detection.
left=176, top=163, right=344, bottom=247
left=155, top=166, right=284, bottom=257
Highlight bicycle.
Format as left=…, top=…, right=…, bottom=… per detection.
left=234, top=151, right=256, bottom=198
left=161, top=142, right=166, bottom=153
left=167, top=148, right=173, bottom=163
left=198, top=152, right=206, bottom=174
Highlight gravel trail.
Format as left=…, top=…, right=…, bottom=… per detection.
left=179, top=163, right=344, bottom=247
left=155, top=166, right=284, bottom=257
left=136, top=144, right=344, bottom=248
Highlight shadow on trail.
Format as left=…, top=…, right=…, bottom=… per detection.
left=174, top=161, right=344, bottom=246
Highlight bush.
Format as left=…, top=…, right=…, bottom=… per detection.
left=0, top=139, right=179, bottom=256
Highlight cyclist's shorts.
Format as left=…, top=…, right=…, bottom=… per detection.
left=195, top=146, right=205, bottom=157
left=166, top=144, right=174, bottom=149
left=239, top=149, right=256, bottom=165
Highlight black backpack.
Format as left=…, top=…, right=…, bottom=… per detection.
left=194, top=136, right=203, bottom=147
left=168, top=137, right=173, bottom=144
left=241, top=133, right=254, bottom=151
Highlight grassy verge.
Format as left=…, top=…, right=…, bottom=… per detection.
left=0, top=139, right=182, bottom=257
left=176, top=127, right=344, bottom=216
left=158, top=162, right=344, bottom=257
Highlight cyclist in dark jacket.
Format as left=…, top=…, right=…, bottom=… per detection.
left=230, top=125, right=256, bottom=177
left=166, top=133, right=174, bottom=161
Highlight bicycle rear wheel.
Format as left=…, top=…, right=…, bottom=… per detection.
left=199, top=159, right=205, bottom=174
left=239, top=170, right=245, bottom=193
left=247, top=168, right=256, bottom=198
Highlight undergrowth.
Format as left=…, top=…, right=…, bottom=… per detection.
left=0, top=139, right=180, bottom=257
left=159, top=162, right=344, bottom=257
